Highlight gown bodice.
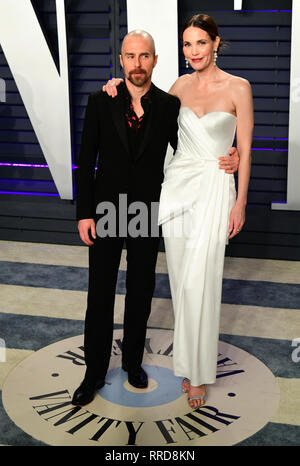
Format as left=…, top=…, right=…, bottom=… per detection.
left=158, top=108, right=237, bottom=225
left=176, top=107, right=237, bottom=160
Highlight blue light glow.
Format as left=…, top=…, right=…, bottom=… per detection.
left=0, top=190, right=59, bottom=196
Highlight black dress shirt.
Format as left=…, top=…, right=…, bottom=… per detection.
left=124, top=84, right=153, bottom=159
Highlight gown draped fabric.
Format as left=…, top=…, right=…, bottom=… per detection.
left=158, top=108, right=237, bottom=386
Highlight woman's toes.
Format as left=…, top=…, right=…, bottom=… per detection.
left=187, top=384, right=206, bottom=408
left=188, top=398, right=195, bottom=408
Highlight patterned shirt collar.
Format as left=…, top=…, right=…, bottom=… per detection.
left=123, top=82, right=153, bottom=131
left=123, top=82, right=153, bottom=105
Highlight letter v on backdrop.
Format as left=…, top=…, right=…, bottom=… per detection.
left=0, top=0, right=73, bottom=199
left=234, top=0, right=243, bottom=9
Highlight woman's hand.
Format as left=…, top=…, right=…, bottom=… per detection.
left=228, top=202, right=245, bottom=239
left=102, top=78, right=124, bottom=97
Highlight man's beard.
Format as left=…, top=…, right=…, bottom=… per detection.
left=127, top=69, right=149, bottom=87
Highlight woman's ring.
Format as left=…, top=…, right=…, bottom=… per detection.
left=109, top=81, right=116, bottom=86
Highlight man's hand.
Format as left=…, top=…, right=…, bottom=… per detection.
left=102, top=78, right=123, bottom=98
left=78, top=218, right=96, bottom=246
left=219, top=147, right=239, bottom=174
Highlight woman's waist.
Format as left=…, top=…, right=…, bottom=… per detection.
left=174, top=147, right=227, bottom=162
left=165, top=148, right=234, bottom=181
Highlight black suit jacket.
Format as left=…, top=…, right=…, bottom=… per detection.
left=76, top=83, right=180, bottom=221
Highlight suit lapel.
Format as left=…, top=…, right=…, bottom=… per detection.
left=134, top=84, right=159, bottom=162
left=107, top=86, right=130, bottom=156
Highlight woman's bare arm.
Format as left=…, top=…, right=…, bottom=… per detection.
left=228, top=77, right=254, bottom=238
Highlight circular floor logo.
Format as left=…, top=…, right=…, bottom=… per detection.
left=2, top=329, right=280, bottom=446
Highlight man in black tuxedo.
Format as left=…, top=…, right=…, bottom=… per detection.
left=72, top=30, right=239, bottom=406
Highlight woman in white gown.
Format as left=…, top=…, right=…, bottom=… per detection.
left=158, top=14, right=253, bottom=408
left=102, top=15, right=253, bottom=409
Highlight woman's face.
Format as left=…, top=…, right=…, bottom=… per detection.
left=183, top=26, right=220, bottom=71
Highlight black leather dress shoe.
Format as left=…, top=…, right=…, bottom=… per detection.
left=122, top=365, right=148, bottom=389
left=72, top=378, right=105, bottom=406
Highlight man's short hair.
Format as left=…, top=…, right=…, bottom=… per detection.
left=121, top=30, right=156, bottom=55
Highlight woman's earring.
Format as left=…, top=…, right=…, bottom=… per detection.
left=214, top=50, right=218, bottom=65
left=185, top=58, right=189, bottom=69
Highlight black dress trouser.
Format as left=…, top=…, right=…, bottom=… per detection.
left=83, top=233, right=160, bottom=382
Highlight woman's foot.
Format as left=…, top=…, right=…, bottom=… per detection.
left=181, top=378, right=190, bottom=393
left=187, top=384, right=207, bottom=408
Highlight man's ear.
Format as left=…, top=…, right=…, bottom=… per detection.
left=119, top=54, right=123, bottom=69
left=153, top=54, right=158, bottom=68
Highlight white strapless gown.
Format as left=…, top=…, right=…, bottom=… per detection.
left=158, top=108, right=237, bottom=386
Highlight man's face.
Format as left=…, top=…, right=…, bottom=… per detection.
left=120, top=35, right=157, bottom=87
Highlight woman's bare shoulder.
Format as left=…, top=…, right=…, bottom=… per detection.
left=169, top=73, right=193, bottom=97
left=225, top=74, right=253, bottom=115
left=227, top=73, right=252, bottom=93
